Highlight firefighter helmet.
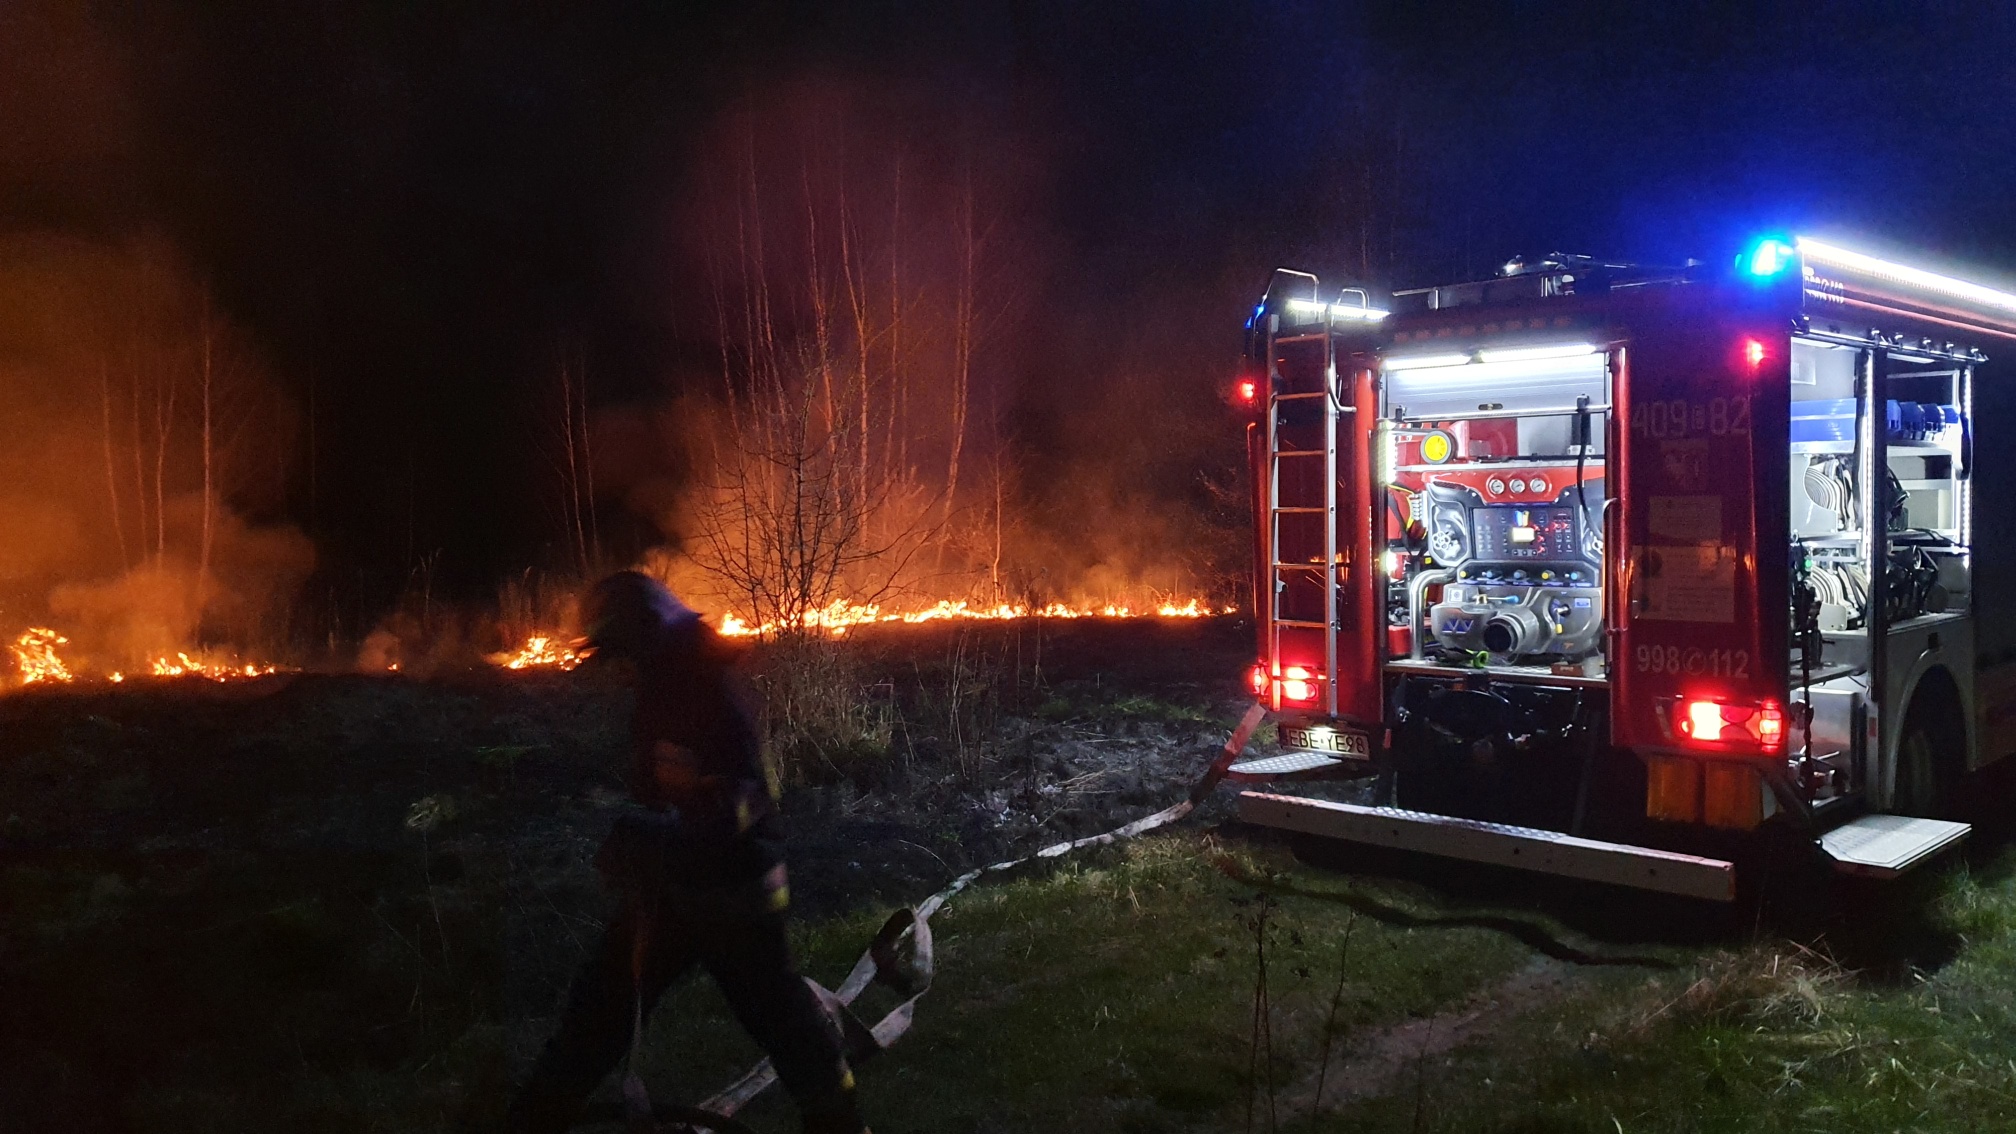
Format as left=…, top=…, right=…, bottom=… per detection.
left=577, top=571, right=697, bottom=660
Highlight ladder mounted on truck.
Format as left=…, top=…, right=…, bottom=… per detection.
left=1262, top=270, right=1344, bottom=720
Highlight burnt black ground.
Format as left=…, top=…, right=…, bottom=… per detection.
left=0, top=617, right=1260, bottom=1131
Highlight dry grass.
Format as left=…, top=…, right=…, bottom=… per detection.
left=1630, top=941, right=1846, bottom=1035
left=751, top=634, right=897, bottom=785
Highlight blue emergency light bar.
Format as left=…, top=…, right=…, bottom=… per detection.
left=1742, top=237, right=1797, bottom=278
left=1743, top=233, right=2016, bottom=313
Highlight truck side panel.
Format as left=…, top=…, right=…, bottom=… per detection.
left=1613, top=306, right=1790, bottom=756
left=1970, top=355, right=2016, bottom=764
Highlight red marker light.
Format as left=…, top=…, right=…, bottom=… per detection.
left=1247, top=663, right=1269, bottom=696
left=1743, top=338, right=1766, bottom=368
left=1756, top=701, right=1785, bottom=751
left=1236, top=378, right=1258, bottom=403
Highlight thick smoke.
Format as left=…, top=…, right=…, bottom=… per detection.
left=0, top=2, right=313, bottom=672
left=631, top=76, right=1245, bottom=623
left=0, top=234, right=313, bottom=670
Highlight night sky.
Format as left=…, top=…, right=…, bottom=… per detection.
left=8, top=0, right=2016, bottom=620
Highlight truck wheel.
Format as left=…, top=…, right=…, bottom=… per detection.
left=1893, top=696, right=1959, bottom=819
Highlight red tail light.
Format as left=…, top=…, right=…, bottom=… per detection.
left=1236, top=378, right=1258, bottom=403
left=1743, top=337, right=1766, bottom=369
left=1280, top=665, right=1318, bottom=703
left=1681, top=699, right=1726, bottom=741
left=1675, top=697, right=1784, bottom=754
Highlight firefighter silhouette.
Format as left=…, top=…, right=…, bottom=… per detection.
left=507, top=572, right=868, bottom=1134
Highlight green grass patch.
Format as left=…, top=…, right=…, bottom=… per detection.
left=635, top=835, right=1543, bottom=1132
left=17, top=823, right=2016, bottom=1131
left=1302, top=852, right=2016, bottom=1133
left=631, top=842, right=2016, bottom=1133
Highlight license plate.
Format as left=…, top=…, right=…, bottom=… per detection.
left=1279, top=724, right=1371, bottom=758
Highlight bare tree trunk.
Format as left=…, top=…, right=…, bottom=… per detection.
left=837, top=166, right=874, bottom=523
left=154, top=349, right=177, bottom=560
left=889, top=157, right=906, bottom=478
left=199, top=300, right=215, bottom=615
left=579, top=354, right=600, bottom=571
left=990, top=395, right=1005, bottom=598
left=941, top=167, right=976, bottom=541
left=307, top=369, right=317, bottom=538
left=803, top=162, right=836, bottom=436
left=559, top=353, right=588, bottom=577
left=100, top=358, right=129, bottom=569
left=129, top=355, right=146, bottom=561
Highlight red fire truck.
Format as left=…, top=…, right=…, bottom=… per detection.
left=1230, top=236, right=2015, bottom=901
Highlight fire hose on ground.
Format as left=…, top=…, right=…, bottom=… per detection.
left=603, top=703, right=1272, bottom=1133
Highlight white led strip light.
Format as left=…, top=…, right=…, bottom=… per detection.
left=1286, top=298, right=1390, bottom=322
left=1381, top=352, right=1471, bottom=371
left=1476, top=343, right=1600, bottom=364
left=1383, top=343, right=1597, bottom=372
left=1797, top=237, right=2016, bottom=315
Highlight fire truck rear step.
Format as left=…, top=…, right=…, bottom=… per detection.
left=1819, top=814, right=1969, bottom=878
left=1237, top=791, right=1736, bottom=902
left=1225, top=752, right=1358, bottom=780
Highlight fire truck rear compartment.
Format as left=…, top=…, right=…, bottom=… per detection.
left=1243, top=237, right=2014, bottom=896
left=1382, top=346, right=1613, bottom=679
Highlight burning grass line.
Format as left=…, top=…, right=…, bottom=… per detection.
left=715, top=597, right=1231, bottom=639
left=8, top=626, right=289, bottom=688
left=489, top=635, right=583, bottom=671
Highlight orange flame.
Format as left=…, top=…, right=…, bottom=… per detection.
left=488, top=597, right=1228, bottom=671
left=714, top=597, right=1230, bottom=639
left=4, top=625, right=289, bottom=688
left=12, top=627, right=74, bottom=685
left=490, top=635, right=583, bottom=671
left=149, top=653, right=283, bottom=681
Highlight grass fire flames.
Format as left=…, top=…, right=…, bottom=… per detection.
left=146, top=654, right=284, bottom=681
left=12, top=600, right=1231, bottom=684
left=490, top=596, right=1231, bottom=671
left=489, top=635, right=584, bottom=672
left=717, top=597, right=1228, bottom=638
left=6, top=627, right=286, bottom=688
left=11, top=628, right=73, bottom=685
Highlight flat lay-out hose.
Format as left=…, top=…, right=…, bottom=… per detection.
left=618, top=703, right=1270, bottom=1131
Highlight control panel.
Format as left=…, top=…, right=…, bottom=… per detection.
left=1472, top=504, right=1577, bottom=560
left=1419, top=475, right=1604, bottom=663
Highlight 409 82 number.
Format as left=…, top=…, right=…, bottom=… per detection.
left=1630, top=396, right=1750, bottom=439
